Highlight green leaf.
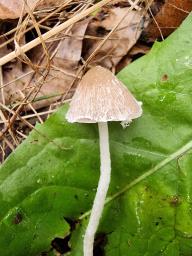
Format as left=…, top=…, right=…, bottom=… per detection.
left=1, top=14, right=192, bottom=256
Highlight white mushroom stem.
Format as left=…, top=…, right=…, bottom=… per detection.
left=84, top=122, right=111, bottom=256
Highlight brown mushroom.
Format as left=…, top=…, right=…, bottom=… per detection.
left=66, top=66, right=142, bottom=256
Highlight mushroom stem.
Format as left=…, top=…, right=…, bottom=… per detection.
left=84, top=122, right=111, bottom=256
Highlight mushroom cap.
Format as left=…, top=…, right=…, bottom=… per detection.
left=66, top=66, right=142, bottom=123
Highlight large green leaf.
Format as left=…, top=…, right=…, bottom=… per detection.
left=1, top=14, right=192, bottom=256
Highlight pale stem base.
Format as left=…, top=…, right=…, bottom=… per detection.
left=83, top=122, right=111, bottom=256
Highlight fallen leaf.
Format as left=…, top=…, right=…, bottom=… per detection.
left=0, top=0, right=36, bottom=19
left=0, top=0, right=68, bottom=19
left=83, top=7, right=149, bottom=69
left=143, top=0, right=192, bottom=41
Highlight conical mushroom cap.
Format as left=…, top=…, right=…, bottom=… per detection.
left=66, top=66, right=142, bottom=123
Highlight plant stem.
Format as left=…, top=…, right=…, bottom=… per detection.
left=84, top=122, right=111, bottom=256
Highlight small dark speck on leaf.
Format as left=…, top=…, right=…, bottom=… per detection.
left=155, top=221, right=159, bottom=226
left=169, top=195, right=181, bottom=207
left=13, top=212, right=23, bottom=225
left=30, top=139, right=38, bottom=144
left=74, top=194, right=78, bottom=200
left=161, top=74, right=168, bottom=81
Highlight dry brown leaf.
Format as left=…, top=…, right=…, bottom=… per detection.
left=144, top=0, right=192, bottom=41
left=0, top=0, right=65, bottom=19
left=0, top=0, right=36, bottom=19
left=83, top=7, right=149, bottom=69
left=3, top=19, right=90, bottom=109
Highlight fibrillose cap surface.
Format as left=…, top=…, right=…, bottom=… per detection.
left=66, top=66, right=142, bottom=123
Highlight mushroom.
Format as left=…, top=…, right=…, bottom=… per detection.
left=66, top=66, right=142, bottom=256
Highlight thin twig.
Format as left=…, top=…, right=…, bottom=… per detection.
left=167, top=3, right=190, bottom=14
left=0, top=67, right=5, bottom=104
left=148, top=3, right=164, bottom=40
left=16, top=130, right=28, bottom=139
left=18, top=90, right=43, bottom=123
left=0, top=0, right=112, bottom=66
